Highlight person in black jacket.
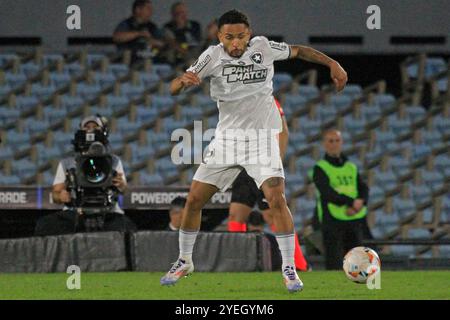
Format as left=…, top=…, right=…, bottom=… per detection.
left=312, top=129, right=371, bottom=270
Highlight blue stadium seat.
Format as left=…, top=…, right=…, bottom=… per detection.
left=373, top=94, right=396, bottom=109
left=77, top=82, right=102, bottom=101
left=151, top=95, right=175, bottom=109
left=128, top=142, right=155, bottom=164
left=43, top=105, right=67, bottom=124
left=147, top=132, right=170, bottom=146
left=295, top=156, right=316, bottom=175
left=93, top=71, right=116, bottom=89
left=108, top=132, right=123, bottom=146
left=192, top=93, right=215, bottom=108
left=407, top=57, right=447, bottom=79
left=0, top=107, right=20, bottom=126
left=422, top=129, right=443, bottom=149
left=420, top=169, right=445, bottom=191
left=11, top=158, right=36, bottom=178
left=317, top=103, right=338, bottom=123
left=206, top=115, right=218, bottom=128
left=0, top=145, right=14, bottom=160
left=298, top=116, right=321, bottom=137
left=393, top=196, right=416, bottom=218
left=15, top=95, right=39, bottom=111
left=390, top=245, right=415, bottom=257
left=283, top=94, right=307, bottom=108
left=343, top=115, right=366, bottom=136
left=438, top=246, right=450, bottom=258
left=181, top=106, right=203, bottom=121
left=19, top=61, right=42, bottom=78
left=139, top=72, right=160, bottom=88
left=412, top=143, right=432, bottom=162
left=121, top=82, right=146, bottom=100
left=136, top=105, right=159, bottom=122
left=375, top=130, right=396, bottom=148
left=330, top=94, right=352, bottom=111
left=434, top=154, right=450, bottom=173
left=6, top=130, right=30, bottom=150
left=163, top=118, right=189, bottom=133
left=374, top=209, right=399, bottom=228
left=41, top=171, right=56, bottom=186
left=409, top=184, right=432, bottom=204
left=116, top=117, right=142, bottom=135
left=30, top=83, right=56, bottom=99
left=23, top=118, right=50, bottom=135
left=437, top=78, right=448, bottom=92
left=106, top=94, right=129, bottom=109
left=407, top=228, right=430, bottom=239
left=390, top=155, right=410, bottom=177
left=61, top=94, right=84, bottom=110
left=63, top=62, right=85, bottom=77
left=108, top=63, right=129, bottom=78
left=34, top=144, right=62, bottom=165
left=42, top=54, right=64, bottom=66
left=86, top=53, right=106, bottom=67
left=297, top=85, right=319, bottom=100
left=49, top=72, right=72, bottom=89
left=139, top=171, right=164, bottom=185
left=369, top=185, right=384, bottom=203
left=0, top=83, right=12, bottom=99
left=273, top=72, right=293, bottom=92
left=89, top=105, right=114, bottom=118
left=405, top=105, right=426, bottom=123
left=432, top=115, right=450, bottom=135
left=387, top=114, right=411, bottom=136
left=340, top=84, right=362, bottom=99
left=374, top=169, right=397, bottom=191
left=152, top=63, right=174, bottom=79
left=361, top=103, right=382, bottom=123
left=5, top=72, right=27, bottom=89
left=52, top=132, right=74, bottom=151
left=296, top=197, right=316, bottom=220
left=0, top=173, right=21, bottom=185
left=0, top=53, right=18, bottom=67
left=421, top=208, right=434, bottom=225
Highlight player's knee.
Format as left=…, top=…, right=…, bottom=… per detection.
left=266, top=192, right=287, bottom=210
left=185, top=194, right=203, bottom=213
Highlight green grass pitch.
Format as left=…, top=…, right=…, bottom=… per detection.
left=0, top=271, right=448, bottom=300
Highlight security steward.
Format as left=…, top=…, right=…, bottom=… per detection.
left=312, top=129, right=369, bottom=270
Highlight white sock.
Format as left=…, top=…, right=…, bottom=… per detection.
left=275, top=233, right=296, bottom=269
left=179, top=229, right=198, bottom=262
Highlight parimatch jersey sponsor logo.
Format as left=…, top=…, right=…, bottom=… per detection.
left=190, top=54, right=211, bottom=74
left=222, top=64, right=268, bottom=84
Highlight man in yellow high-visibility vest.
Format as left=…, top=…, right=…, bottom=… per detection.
left=312, top=129, right=370, bottom=270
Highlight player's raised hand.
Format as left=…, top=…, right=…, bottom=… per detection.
left=180, top=71, right=201, bottom=88
left=330, top=61, right=348, bottom=92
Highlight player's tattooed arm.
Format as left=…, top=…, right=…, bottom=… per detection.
left=289, top=45, right=348, bottom=91
left=266, top=177, right=283, bottom=188
left=170, top=71, right=201, bottom=95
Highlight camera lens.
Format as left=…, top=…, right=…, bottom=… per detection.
left=82, top=157, right=110, bottom=184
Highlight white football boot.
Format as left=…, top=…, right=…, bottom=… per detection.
left=160, top=258, right=194, bottom=286
left=283, top=265, right=304, bottom=293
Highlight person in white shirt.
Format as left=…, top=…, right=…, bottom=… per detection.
left=160, top=9, right=347, bottom=292
left=34, top=116, right=136, bottom=236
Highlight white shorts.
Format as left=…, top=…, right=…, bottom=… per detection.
left=193, top=137, right=285, bottom=191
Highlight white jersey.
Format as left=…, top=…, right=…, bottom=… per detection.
left=187, top=36, right=291, bottom=140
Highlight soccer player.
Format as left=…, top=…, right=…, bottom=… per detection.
left=227, top=99, right=309, bottom=271
left=160, top=9, right=347, bottom=292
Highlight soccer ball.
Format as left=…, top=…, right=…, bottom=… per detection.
left=343, top=246, right=381, bottom=283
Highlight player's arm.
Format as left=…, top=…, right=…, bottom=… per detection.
left=170, top=72, right=201, bottom=96
left=289, top=45, right=348, bottom=91
left=52, top=183, right=71, bottom=204
left=279, top=115, right=289, bottom=160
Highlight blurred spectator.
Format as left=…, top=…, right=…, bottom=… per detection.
left=167, top=196, right=186, bottom=231
left=163, top=1, right=202, bottom=66
left=113, top=0, right=166, bottom=66
left=201, top=19, right=219, bottom=51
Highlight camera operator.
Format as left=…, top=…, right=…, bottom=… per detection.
left=34, top=116, right=137, bottom=236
